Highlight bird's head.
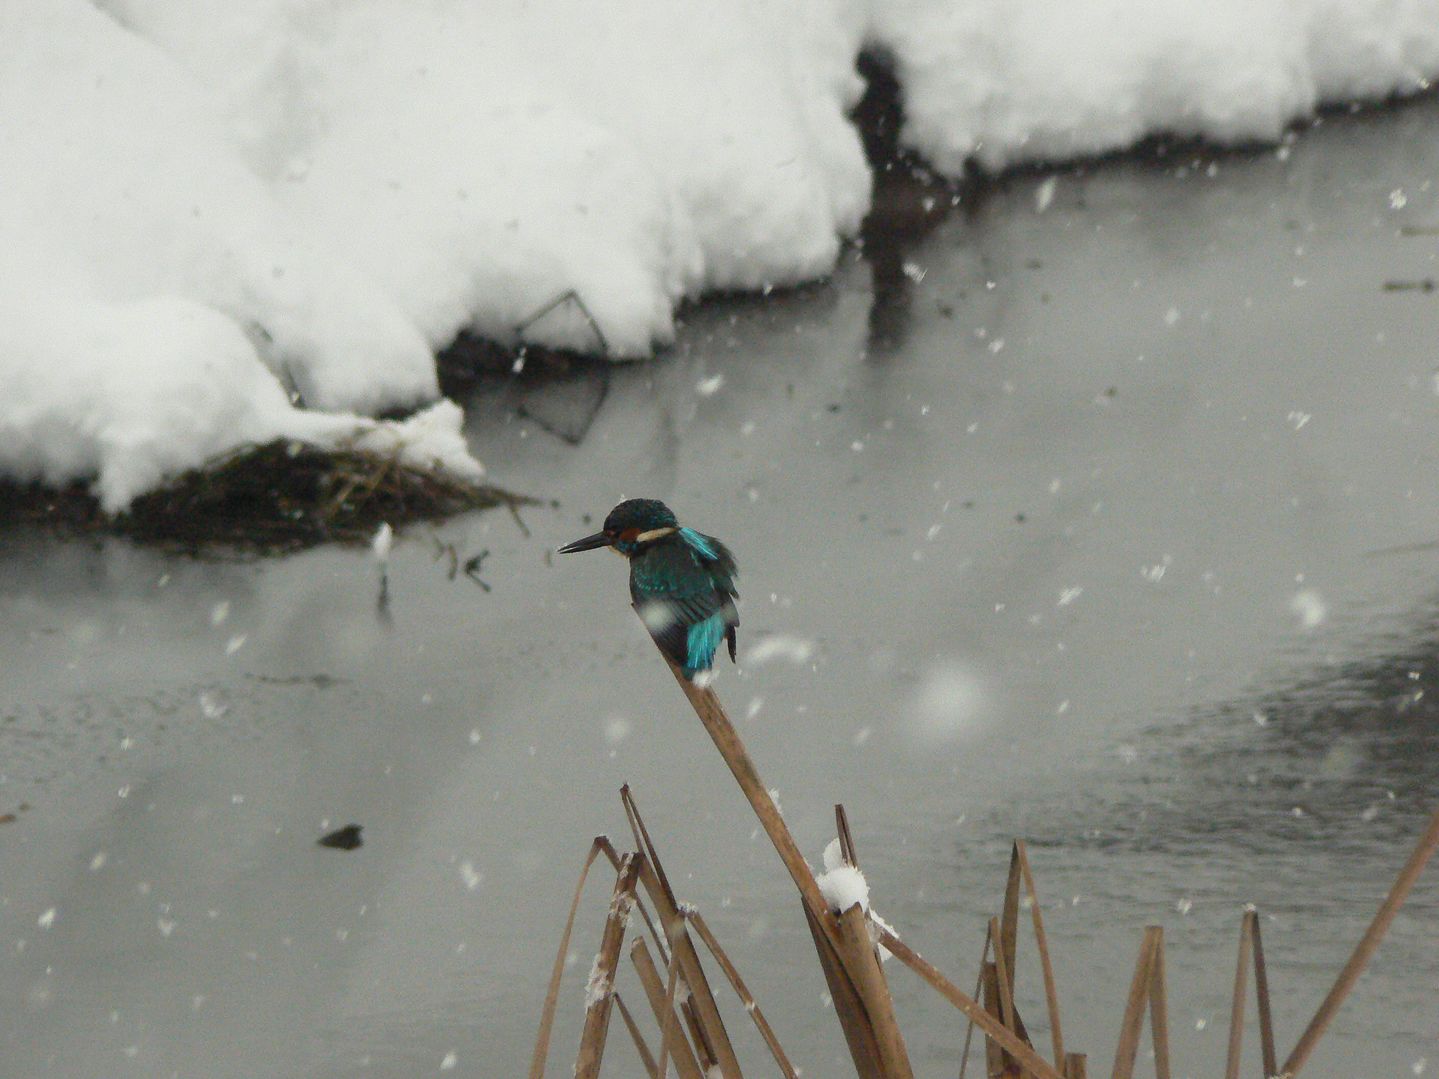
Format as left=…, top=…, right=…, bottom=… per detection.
left=559, top=498, right=679, bottom=557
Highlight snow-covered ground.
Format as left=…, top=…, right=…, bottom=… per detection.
left=3, top=0, right=1438, bottom=508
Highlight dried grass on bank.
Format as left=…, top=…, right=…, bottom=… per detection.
left=0, top=439, right=529, bottom=555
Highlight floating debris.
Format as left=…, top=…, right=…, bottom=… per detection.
left=318, top=824, right=364, bottom=850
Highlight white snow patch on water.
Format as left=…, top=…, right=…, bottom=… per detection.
left=1290, top=588, right=1328, bottom=630
left=744, top=635, right=816, bottom=666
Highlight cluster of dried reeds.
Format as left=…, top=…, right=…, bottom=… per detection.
left=0, top=439, right=525, bottom=554
left=533, top=624, right=1439, bottom=1077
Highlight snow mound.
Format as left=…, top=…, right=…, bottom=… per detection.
left=870, top=0, right=1439, bottom=173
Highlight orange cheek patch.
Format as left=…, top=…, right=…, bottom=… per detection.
left=618, top=528, right=641, bottom=544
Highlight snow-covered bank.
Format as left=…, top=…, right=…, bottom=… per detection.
left=3, top=0, right=1438, bottom=510
left=872, top=0, right=1439, bottom=174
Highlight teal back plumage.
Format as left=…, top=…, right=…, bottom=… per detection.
left=629, top=528, right=739, bottom=677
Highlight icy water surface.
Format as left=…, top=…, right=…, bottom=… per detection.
left=4, top=101, right=1439, bottom=1077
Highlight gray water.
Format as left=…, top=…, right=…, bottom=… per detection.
left=2, top=99, right=1439, bottom=1078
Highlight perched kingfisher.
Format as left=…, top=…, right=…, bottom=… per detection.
left=559, top=499, right=739, bottom=680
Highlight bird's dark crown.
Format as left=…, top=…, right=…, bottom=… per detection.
left=603, top=498, right=677, bottom=535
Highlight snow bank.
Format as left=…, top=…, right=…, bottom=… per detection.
left=870, top=0, right=1439, bottom=173
left=3, top=0, right=1438, bottom=507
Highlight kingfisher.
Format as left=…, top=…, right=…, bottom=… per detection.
left=559, top=499, right=739, bottom=680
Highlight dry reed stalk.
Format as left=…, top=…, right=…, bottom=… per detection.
left=958, top=930, right=994, bottom=1079
left=1015, top=841, right=1066, bottom=1067
left=687, top=910, right=802, bottom=1078
left=1223, top=913, right=1254, bottom=1079
left=1001, top=853, right=1023, bottom=996
left=620, top=787, right=744, bottom=1077
left=1147, top=932, right=1171, bottom=1079
left=1063, top=1053, right=1088, bottom=1079
left=530, top=838, right=616, bottom=1079
left=654, top=923, right=692, bottom=1079
left=614, top=993, right=662, bottom=1079
left=989, top=916, right=1029, bottom=1077
left=803, top=900, right=888, bottom=1078
left=681, top=999, right=718, bottom=1074
left=980, top=961, right=1007, bottom=1078
left=836, top=805, right=860, bottom=865
left=658, top=654, right=829, bottom=922
left=1109, top=926, right=1169, bottom=1079
left=872, top=926, right=1067, bottom=1079
left=575, top=853, right=645, bottom=1079
left=630, top=939, right=706, bottom=1079
left=655, top=646, right=915, bottom=1077
left=833, top=901, right=914, bottom=1077
left=1250, top=911, right=1277, bottom=1078
left=1279, top=801, right=1439, bottom=1078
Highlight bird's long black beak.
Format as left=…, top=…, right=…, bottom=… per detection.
left=558, top=531, right=610, bottom=554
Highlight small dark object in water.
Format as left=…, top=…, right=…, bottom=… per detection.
left=1382, top=278, right=1436, bottom=292
left=318, top=824, right=363, bottom=850
left=464, top=549, right=492, bottom=592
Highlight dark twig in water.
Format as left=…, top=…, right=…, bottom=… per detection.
left=464, top=549, right=492, bottom=591
left=507, top=500, right=532, bottom=538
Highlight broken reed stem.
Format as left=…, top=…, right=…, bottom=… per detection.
left=630, top=939, right=705, bottom=1079
left=1016, top=840, right=1066, bottom=1067
left=1148, top=931, right=1171, bottom=1079
left=529, top=838, right=613, bottom=1079
left=957, top=930, right=993, bottom=1079
left=874, top=926, right=1067, bottom=1079
left=1111, top=927, right=1164, bottom=1079
left=614, top=993, right=662, bottom=1079
left=620, top=787, right=745, bottom=1078
left=574, top=853, right=644, bottom=1079
left=988, top=916, right=1024, bottom=1074
left=688, top=911, right=802, bottom=1078
left=1224, top=913, right=1254, bottom=1079
left=834, top=902, right=913, bottom=1077
left=1251, top=912, right=1278, bottom=1079
left=836, top=804, right=860, bottom=867
left=655, top=931, right=693, bottom=1079
left=1280, top=801, right=1439, bottom=1078
left=803, top=901, right=888, bottom=1078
